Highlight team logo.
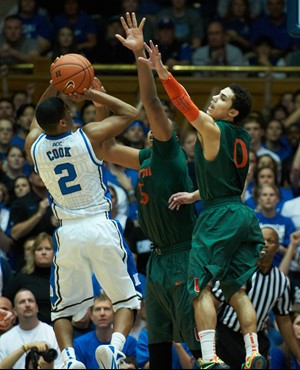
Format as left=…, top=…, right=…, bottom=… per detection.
left=65, top=80, right=75, bottom=90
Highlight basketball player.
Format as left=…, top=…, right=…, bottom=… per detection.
left=98, top=13, right=201, bottom=368
left=25, top=80, right=141, bottom=369
left=140, top=41, right=267, bottom=369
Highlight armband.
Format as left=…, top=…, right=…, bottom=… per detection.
left=160, top=73, right=200, bottom=122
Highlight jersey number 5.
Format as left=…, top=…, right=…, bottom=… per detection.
left=54, top=163, right=82, bottom=195
left=138, top=183, right=149, bottom=205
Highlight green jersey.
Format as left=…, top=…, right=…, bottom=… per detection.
left=194, top=120, right=251, bottom=201
left=137, top=133, right=196, bottom=247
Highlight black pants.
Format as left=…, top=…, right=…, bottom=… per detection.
left=216, top=323, right=270, bottom=369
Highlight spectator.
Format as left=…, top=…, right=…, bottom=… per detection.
left=223, top=0, right=252, bottom=53
left=212, top=226, right=300, bottom=369
left=246, top=165, right=294, bottom=212
left=119, top=0, right=155, bottom=43
left=48, top=26, right=80, bottom=62
left=255, top=183, right=296, bottom=266
left=192, top=21, right=245, bottom=77
left=281, top=196, right=300, bottom=230
left=0, top=146, right=26, bottom=200
left=0, top=119, right=14, bottom=162
left=17, top=0, right=53, bottom=54
left=0, top=99, right=15, bottom=121
left=263, top=119, right=293, bottom=162
left=80, top=101, right=96, bottom=125
left=0, top=289, right=62, bottom=369
left=74, top=293, right=137, bottom=369
left=23, top=236, right=35, bottom=265
left=0, top=296, right=15, bottom=336
left=156, top=0, right=204, bottom=49
left=0, top=15, right=40, bottom=65
left=0, top=182, right=13, bottom=256
left=94, top=16, right=135, bottom=64
left=53, top=0, right=97, bottom=60
left=218, top=0, right=267, bottom=19
left=271, top=309, right=300, bottom=368
left=242, top=115, right=281, bottom=164
left=251, top=0, right=297, bottom=58
left=11, top=103, right=35, bottom=150
left=7, top=232, right=53, bottom=324
left=8, top=172, right=55, bottom=272
left=123, top=121, right=147, bottom=150
left=153, top=17, right=191, bottom=68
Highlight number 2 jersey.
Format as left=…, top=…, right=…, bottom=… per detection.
left=136, top=133, right=197, bottom=248
left=31, top=129, right=111, bottom=221
left=194, top=120, right=252, bottom=201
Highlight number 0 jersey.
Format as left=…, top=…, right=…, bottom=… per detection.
left=194, top=120, right=252, bottom=201
left=31, top=129, right=111, bottom=220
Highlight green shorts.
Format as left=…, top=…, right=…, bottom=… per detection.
left=146, top=241, right=200, bottom=350
left=188, top=197, right=264, bottom=302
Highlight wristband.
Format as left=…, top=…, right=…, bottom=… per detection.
left=22, top=344, right=29, bottom=352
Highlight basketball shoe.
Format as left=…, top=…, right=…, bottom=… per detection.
left=197, top=355, right=230, bottom=369
left=95, top=344, right=126, bottom=369
left=62, top=359, right=86, bottom=369
left=242, top=352, right=267, bottom=369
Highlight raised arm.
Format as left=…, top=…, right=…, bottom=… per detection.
left=139, top=42, right=221, bottom=160
left=25, top=83, right=58, bottom=159
left=116, top=12, right=172, bottom=141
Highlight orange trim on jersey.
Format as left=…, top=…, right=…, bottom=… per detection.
left=233, top=139, right=248, bottom=168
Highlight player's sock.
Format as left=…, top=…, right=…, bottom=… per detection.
left=244, top=332, right=259, bottom=358
left=198, top=329, right=216, bottom=362
left=110, top=332, right=126, bottom=352
left=62, top=347, right=76, bottom=363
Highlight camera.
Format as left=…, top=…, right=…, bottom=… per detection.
left=25, top=347, right=58, bottom=369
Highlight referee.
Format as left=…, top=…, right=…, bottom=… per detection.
left=212, top=226, right=300, bottom=368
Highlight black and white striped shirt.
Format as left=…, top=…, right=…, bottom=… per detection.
left=212, top=266, right=291, bottom=332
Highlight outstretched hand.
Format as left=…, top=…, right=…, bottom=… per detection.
left=138, top=40, right=166, bottom=73
left=116, top=12, right=145, bottom=52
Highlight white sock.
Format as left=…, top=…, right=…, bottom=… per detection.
left=111, top=332, right=126, bottom=352
left=62, top=347, right=76, bottom=363
left=244, top=332, right=259, bottom=358
left=198, top=329, right=216, bottom=362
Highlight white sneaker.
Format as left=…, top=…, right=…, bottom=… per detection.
left=95, top=345, right=126, bottom=369
left=62, top=359, right=86, bottom=369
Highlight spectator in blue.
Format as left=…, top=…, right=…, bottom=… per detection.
left=0, top=182, right=13, bottom=256
left=74, top=293, right=137, bottom=369
left=222, top=0, right=252, bottom=53
left=271, top=309, right=300, bottom=369
left=0, top=118, right=14, bottom=163
left=53, top=0, right=97, bottom=60
left=246, top=165, right=294, bottom=212
left=17, top=0, right=53, bottom=54
left=263, top=119, right=293, bottom=162
left=256, top=184, right=296, bottom=266
left=250, top=0, right=298, bottom=58
left=11, top=103, right=35, bottom=150
left=156, top=0, right=204, bottom=49
left=153, top=17, right=192, bottom=68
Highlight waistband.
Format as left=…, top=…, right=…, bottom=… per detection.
left=203, top=196, right=242, bottom=209
left=151, top=240, right=191, bottom=256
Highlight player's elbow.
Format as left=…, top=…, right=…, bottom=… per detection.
left=11, top=226, right=21, bottom=241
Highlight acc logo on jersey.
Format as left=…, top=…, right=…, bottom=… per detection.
left=65, top=80, right=75, bottom=90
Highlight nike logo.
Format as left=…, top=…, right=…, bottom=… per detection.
left=65, top=80, right=75, bottom=90
left=175, top=281, right=184, bottom=286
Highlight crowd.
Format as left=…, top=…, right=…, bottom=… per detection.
left=0, top=0, right=299, bottom=369
left=0, top=0, right=300, bottom=71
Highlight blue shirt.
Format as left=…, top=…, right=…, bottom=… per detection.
left=256, top=211, right=296, bottom=266
left=271, top=346, right=300, bottom=369
left=74, top=331, right=137, bottom=369
left=20, top=14, right=53, bottom=41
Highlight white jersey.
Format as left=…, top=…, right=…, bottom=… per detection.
left=31, top=129, right=111, bottom=220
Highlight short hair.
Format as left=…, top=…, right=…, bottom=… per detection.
left=92, top=293, right=111, bottom=311
left=14, top=288, right=36, bottom=306
left=35, top=97, right=66, bottom=133
left=4, top=14, right=22, bottom=25
left=229, top=84, right=252, bottom=123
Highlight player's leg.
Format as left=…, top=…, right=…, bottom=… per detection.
left=224, top=206, right=266, bottom=369
left=51, top=227, right=94, bottom=369
left=90, top=218, right=140, bottom=369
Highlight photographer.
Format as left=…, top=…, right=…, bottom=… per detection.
left=0, top=342, right=54, bottom=369
left=0, top=290, right=62, bottom=369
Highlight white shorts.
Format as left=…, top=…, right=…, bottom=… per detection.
left=50, top=213, right=141, bottom=321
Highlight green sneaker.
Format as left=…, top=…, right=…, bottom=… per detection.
left=197, top=356, right=230, bottom=369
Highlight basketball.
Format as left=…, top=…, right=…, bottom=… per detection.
left=50, top=54, right=94, bottom=94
